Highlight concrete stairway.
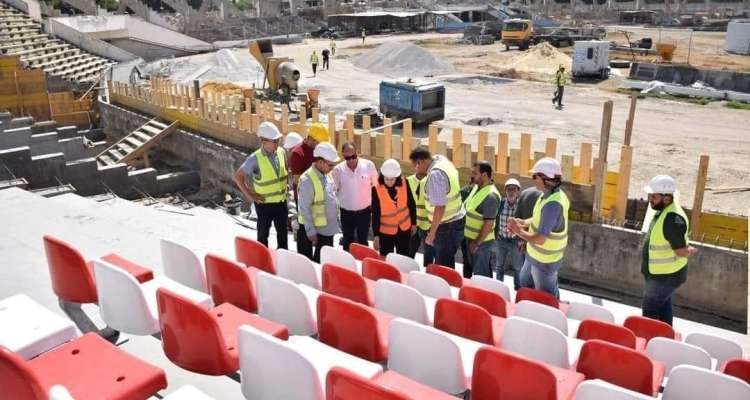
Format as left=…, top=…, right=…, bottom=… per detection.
left=96, top=119, right=178, bottom=168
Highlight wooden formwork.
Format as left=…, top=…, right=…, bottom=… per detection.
left=0, top=55, right=50, bottom=121
left=48, top=91, right=94, bottom=127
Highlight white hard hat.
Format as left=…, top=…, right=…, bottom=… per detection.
left=283, top=132, right=303, bottom=150
left=644, top=175, right=677, bottom=194
left=313, top=142, right=340, bottom=163
left=530, top=157, right=562, bottom=179
left=504, top=178, right=521, bottom=188
left=381, top=159, right=402, bottom=178
left=258, top=122, right=282, bottom=140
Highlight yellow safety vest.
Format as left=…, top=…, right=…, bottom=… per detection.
left=464, top=184, right=501, bottom=242
left=406, top=174, right=430, bottom=231
left=310, top=53, right=319, bottom=64
left=648, top=202, right=689, bottom=275
left=252, top=148, right=288, bottom=203
left=555, top=70, right=567, bottom=86
left=297, top=167, right=327, bottom=227
left=527, top=189, right=570, bottom=264
left=424, top=157, right=463, bottom=223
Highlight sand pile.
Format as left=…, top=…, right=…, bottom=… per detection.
left=353, top=42, right=455, bottom=78
left=507, top=42, right=572, bottom=75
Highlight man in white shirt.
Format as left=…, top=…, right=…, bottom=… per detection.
left=332, top=141, right=378, bottom=251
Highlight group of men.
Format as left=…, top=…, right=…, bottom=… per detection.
left=310, top=40, right=336, bottom=77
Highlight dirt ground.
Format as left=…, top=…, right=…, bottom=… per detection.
left=266, top=29, right=749, bottom=216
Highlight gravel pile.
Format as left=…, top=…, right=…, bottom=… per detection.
left=353, top=42, right=455, bottom=77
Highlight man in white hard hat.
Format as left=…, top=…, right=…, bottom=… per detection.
left=371, top=159, right=416, bottom=256
left=233, top=122, right=289, bottom=249
left=494, top=177, right=524, bottom=289
left=508, top=157, right=569, bottom=297
left=332, top=141, right=378, bottom=252
left=297, top=142, right=340, bottom=262
left=282, top=132, right=303, bottom=151
left=641, top=174, right=697, bottom=325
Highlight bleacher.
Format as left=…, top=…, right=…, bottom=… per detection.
left=0, top=2, right=113, bottom=84
left=0, top=186, right=748, bottom=399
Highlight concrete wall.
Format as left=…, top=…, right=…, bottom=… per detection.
left=46, top=18, right=138, bottom=62
left=630, top=62, right=750, bottom=94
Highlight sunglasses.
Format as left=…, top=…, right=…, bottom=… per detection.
left=261, top=138, right=280, bottom=144
left=344, top=154, right=358, bottom=161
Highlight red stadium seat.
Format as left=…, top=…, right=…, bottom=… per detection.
left=624, top=315, right=680, bottom=342
left=426, top=264, right=465, bottom=287
left=434, top=298, right=504, bottom=347
left=362, top=258, right=405, bottom=283
left=576, top=319, right=646, bottom=351
left=458, top=285, right=510, bottom=318
left=350, top=243, right=384, bottom=261
left=515, top=287, right=568, bottom=314
left=326, top=367, right=456, bottom=400
left=205, top=253, right=259, bottom=313
left=722, top=358, right=750, bottom=385
left=322, top=263, right=375, bottom=306
left=576, top=339, right=665, bottom=396
left=235, top=236, right=276, bottom=274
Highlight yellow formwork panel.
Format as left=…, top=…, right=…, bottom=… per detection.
left=695, top=212, right=748, bottom=248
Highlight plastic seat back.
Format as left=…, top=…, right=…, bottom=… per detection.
left=327, top=367, right=410, bottom=400
left=645, top=337, right=711, bottom=373
left=276, top=248, right=321, bottom=289
left=350, top=243, right=383, bottom=262
left=238, top=325, right=322, bottom=400
left=386, top=252, right=421, bottom=273
left=426, top=264, right=463, bottom=287
left=205, top=253, right=258, bottom=313
left=93, top=259, right=157, bottom=335
left=722, top=358, right=750, bottom=385
left=235, top=236, right=276, bottom=274
left=501, top=316, right=569, bottom=368
left=458, top=285, right=508, bottom=318
left=472, top=346, right=559, bottom=400
left=624, top=315, right=676, bottom=341
left=373, top=280, right=431, bottom=325
left=574, top=379, right=654, bottom=400
left=320, top=246, right=357, bottom=271
left=576, top=339, right=657, bottom=396
left=317, top=293, right=387, bottom=362
left=257, top=272, right=318, bottom=336
left=663, top=365, right=750, bottom=400
left=576, top=319, right=638, bottom=349
left=515, top=287, right=559, bottom=309
left=160, top=239, right=206, bottom=292
left=43, top=235, right=97, bottom=303
left=362, top=258, right=403, bottom=283
left=0, top=346, right=46, bottom=400
left=156, top=288, right=234, bottom=375
left=469, top=275, right=511, bottom=302
left=685, top=332, right=744, bottom=367
left=407, top=271, right=452, bottom=299
left=515, top=300, right=567, bottom=335
left=321, top=263, right=371, bottom=306
left=567, top=302, right=615, bottom=323
left=434, top=298, right=495, bottom=345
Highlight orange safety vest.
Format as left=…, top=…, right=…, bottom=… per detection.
left=376, top=183, right=411, bottom=235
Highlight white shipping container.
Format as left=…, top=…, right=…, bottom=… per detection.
left=572, top=41, right=610, bottom=79
left=726, top=20, right=750, bottom=55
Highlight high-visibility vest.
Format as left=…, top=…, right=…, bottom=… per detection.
left=252, top=148, right=287, bottom=203
left=310, top=53, right=319, bottom=64
left=376, top=183, right=411, bottom=235
left=555, top=70, right=567, bottom=86
left=527, top=189, right=570, bottom=264
left=464, top=184, right=500, bottom=242
left=406, top=174, right=430, bottom=231
left=648, top=202, right=689, bottom=275
left=424, top=156, right=463, bottom=223
left=297, top=167, right=327, bottom=227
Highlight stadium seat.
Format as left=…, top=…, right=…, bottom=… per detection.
left=276, top=248, right=322, bottom=289
left=624, top=315, right=680, bottom=342
left=576, top=339, right=665, bottom=396
left=662, top=365, right=750, bottom=400
left=0, top=333, right=167, bottom=400
left=434, top=298, right=504, bottom=346
left=326, top=367, right=457, bottom=400
left=515, top=287, right=567, bottom=313
left=469, top=274, right=512, bottom=302
left=204, top=253, right=260, bottom=313
left=160, top=238, right=207, bottom=292
left=49, top=384, right=215, bottom=400
left=235, top=236, right=276, bottom=274
left=566, top=301, right=615, bottom=323
left=502, top=316, right=578, bottom=368
left=0, top=294, right=77, bottom=360
left=574, top=379, right=654, bottom=400
left=320, top=246, right=358, bottom=271
left=387, top=318, right=484, bottom=395
left=408, top=271, right=453, bottom=299
left=722, top=358, right=750, bottom=385
left=645, top=337, right=712, bottom=373
left=386, top=252, right=421, bottom=273
left=515, top=300, right=568, bottom=335
left=93, top=259, right=212, bottom=336
left=458, top=285, right=509, bottom=318
left=257, top=272, right=320, bottom=336
left=350, top=243, right=384, bottom=261
left=362, top=257, right=405, bottom=283
left=373, top=279, right=434, bottom=325
left=426, top=264, right=465, bottom=287
left=685, top=332, right=744, bottom=368
left=322, top=263, right=375, bottom=306
left=316, top=293, right=393, bottom=362
left=238, top=326, right=382, bottom=400
left=575, top=319, right=645, bottom=350
left=471, top=346, right=584, bottom=400
left=156, top=287, right=288, bottom=375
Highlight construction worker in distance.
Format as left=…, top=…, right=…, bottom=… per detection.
left=233, top=122, right=289, bottom=249
left=552, top=64, right=567, bottom=109
left=409, top=146, right=465, bottom=269
left=641, top=175, right=697, bottom=325
left=330, top=39, right=336, bottom=56
left=406, top=170, right=433, bottom=264
left=361, top=27, right=366, bottom=44
left=297, top=142, right=340, bottom=262
left=372, top=159, right=416, bottom=257
left=508, top=157, right=569, bottom=298
left=495, top=178, right=524, bottom=289
left=310, top=50, right=319, bottom=77
left=463, top=161, right=501, bottom=278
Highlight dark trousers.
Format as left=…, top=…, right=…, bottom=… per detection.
left=553, top=85, right=564, bottom=106
left=434, top=219, right=465, bottom=269
left=416, top=228, right=435, bottom=267
left=297, top=224, right=333, bottom=263
left=255, top=202, right=288, bottom=250
left=312, top=63, right=317, bottom=75
left=378, top=229, right=411, bottom=257
left=341, top=207, right=370, bottom=251
left=322, top=57, right=329, bottom=70
left=642, top=274, right=685, bottom=326
left=461, top=238, right=472, bottom=278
